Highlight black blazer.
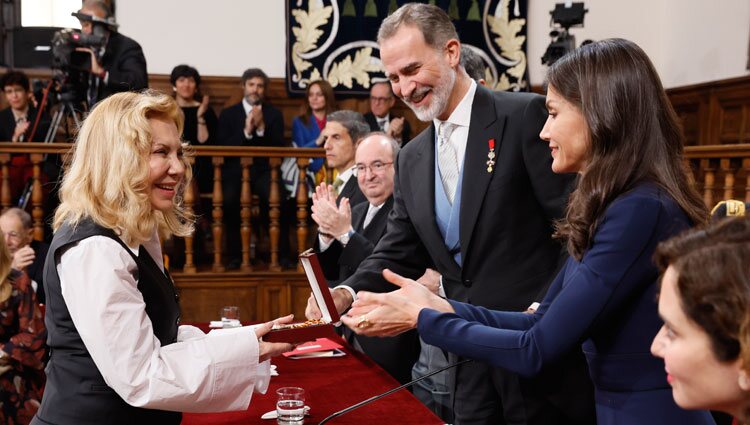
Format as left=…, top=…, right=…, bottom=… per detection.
left=0, top=107, right=50, bottom=142
left=342, top=85, right=576, bottom=311
left=315, top=197, right=420, bottom=384
left=336, top=176, right=366, bottom=208
left=364, top=111, right=411, bottom=146
left=217, top=101, right=284, bottom=181
left=28, top=239, right=49, bottom=304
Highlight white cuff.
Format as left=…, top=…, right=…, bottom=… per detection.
left=438, top=275, right=447, bottom=298
left=333, top=285, right=357, bottom=303
left=318, top=234, right=333, bottom=251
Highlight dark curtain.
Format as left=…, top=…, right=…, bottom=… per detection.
left=286, top=0, right=529, bottom=96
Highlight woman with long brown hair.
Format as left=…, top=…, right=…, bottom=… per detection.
left=291, top=79, right=336, bottom=173
left=344, top=38, right=714, bottom=424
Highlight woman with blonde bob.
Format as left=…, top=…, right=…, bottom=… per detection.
left=31, top=91, right=293, bottom=425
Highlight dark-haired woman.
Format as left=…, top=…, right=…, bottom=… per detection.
left=344, top=38, right=715, bottom=424
left=291, top=80, right=336, bottom=174
left=170, top=64, right=217, bottom=194
left=652, top=216, right=750, bottom=424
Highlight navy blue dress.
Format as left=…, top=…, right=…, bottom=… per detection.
left=418, top=184, right=715, bottom=424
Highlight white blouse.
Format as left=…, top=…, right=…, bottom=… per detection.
left=56, top=232, right=270, bottom=413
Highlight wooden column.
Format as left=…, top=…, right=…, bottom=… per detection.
left=182, top=157, right=197, bottom=274
left=30, top=153, right=44, bottom=240
left=211, top=157, right=225, bottom=273
left=719, top=158, right=736, bottom=201
left=240, top=157, right=254, bottom=272
left=296, top=158, right=310, bottom=272
left=268, top=157, right=282, bottom=272
left=743, top=158, right=750, bottom=203
left=700, top=159, right=715, bottom=208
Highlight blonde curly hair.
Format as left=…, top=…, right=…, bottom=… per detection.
left=54, top=90, right=194, bottom=245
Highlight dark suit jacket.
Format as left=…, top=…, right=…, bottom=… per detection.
left=364, top=111, right=411, bottom=146
left=77, top=31, right=148, bottom=105
left=216, top=101, right=285, bottom=203
left=0, top=107, right=50, bottom=142
left=28, top=239, right=49, bottom=304
left=336, top=176, right=366, bottom=208
left=342, top=86, right=574, bottom=310
left=340, top=85, right=592, bottom=419
left=417, top=184, right=715, bottom=424
left=315, top=197, right=420, bottom=384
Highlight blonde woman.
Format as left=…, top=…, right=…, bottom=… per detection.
left=0, top=231, right=46, bottom=425
left=31, top=91, right=293, bottom=425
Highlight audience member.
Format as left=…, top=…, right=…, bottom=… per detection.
left=72, top=0, right=148, bottom=107
left=170, top=64, right=217, bottom=193
left=0, top=231, right=46, bottom=425
left=312, top=133, right=420, bottom=384
left=460, top=45, right=487, bottom=86
left=216, top=68, right=284, bottom=269
left=0, top=71, right=50, bottom=203
left=31, top=91, right=292, bottom=425
left=291, top=80, right=336, bottom=175
left=652, top=216, right=750, bottom=424
left=363, top=82, right=411, bottom=145
left=321, top=110, right=369, bottom=207
left=344, top=38, right=714, bottom=424
left=307, top=4, right=592, bottom=424
left=0, top=208, right=49, bottom=304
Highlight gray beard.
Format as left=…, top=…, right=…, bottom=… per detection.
left=404, top=67, right=456, bottom=122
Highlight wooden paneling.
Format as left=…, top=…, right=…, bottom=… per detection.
left=667, top=75, right=750, bottom=146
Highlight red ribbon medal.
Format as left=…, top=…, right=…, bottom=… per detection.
left=486, top=139, right=496, bottom=173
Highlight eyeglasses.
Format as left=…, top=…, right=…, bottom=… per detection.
left=1, top=231, right=21, bottom=240
left=355, top=161, right=393, bottom=175
left=370, top=96, right=393, bottom=103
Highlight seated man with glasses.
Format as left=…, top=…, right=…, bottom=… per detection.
left=0, top=208, right=49, bottom=304
left=311, top=132, right=420, bottom=384
left=364, top=82, right=412, bottom=146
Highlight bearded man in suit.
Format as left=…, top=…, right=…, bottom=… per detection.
left=307, top=4, right=595, bottom=425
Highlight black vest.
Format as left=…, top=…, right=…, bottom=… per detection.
left=32, top=220, right=182, bottom=425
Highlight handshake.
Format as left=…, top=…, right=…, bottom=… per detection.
left=303, top=268, right=453, bottom=337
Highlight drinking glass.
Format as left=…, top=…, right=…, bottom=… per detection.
left=276, top=387, right=305, bottom=424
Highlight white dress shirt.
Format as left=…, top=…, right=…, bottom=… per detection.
left=242, top=98, right=265, bottom=139
left=57, top=231, right=270, bottom=413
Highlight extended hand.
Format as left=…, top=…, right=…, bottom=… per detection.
left=197, top=95, right=210, bottom=118
left=341, top=269, right=454, bottom=337
left=311, top=184, right=352, bottom=237
left=387, top=117, right=404, bottom=139
left=11, top=245, right=35, bottom=270
left=417, top=268, right=441, bottom=295
left=254, top=314, right=295, bottom=362
left=12, top=120, right=29, bottom=142
left=75, top=47, right=104, bottom=76
left=305, top=287, right=352, bottom=320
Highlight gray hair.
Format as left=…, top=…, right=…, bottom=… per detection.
left=1, top=207, right=32, bottom=229
left=461, top=46, right=485, bottom=82
left=327, top=110, right=371, bottom=144
left=377, top=3, right=459, bottom=50
left=358, top=131, right=401, bottom=160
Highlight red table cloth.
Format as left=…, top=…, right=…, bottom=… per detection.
left=182, top=325, right=443, bottom=425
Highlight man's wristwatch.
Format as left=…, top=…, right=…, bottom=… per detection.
left=337, top=229, right=355, bottom=246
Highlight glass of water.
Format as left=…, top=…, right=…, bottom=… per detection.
left=276, top=387, right=305, bottom=424
left=220, top=306, right=240, bottom=327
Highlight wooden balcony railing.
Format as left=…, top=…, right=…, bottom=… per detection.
left=684, top=144, right=750, bottom=206
left=2, top=142, right=750, bottom=273
left=0, top=142, right=327, bottom=274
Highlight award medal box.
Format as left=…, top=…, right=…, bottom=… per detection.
left=264, top=249, right=341, bottom=343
